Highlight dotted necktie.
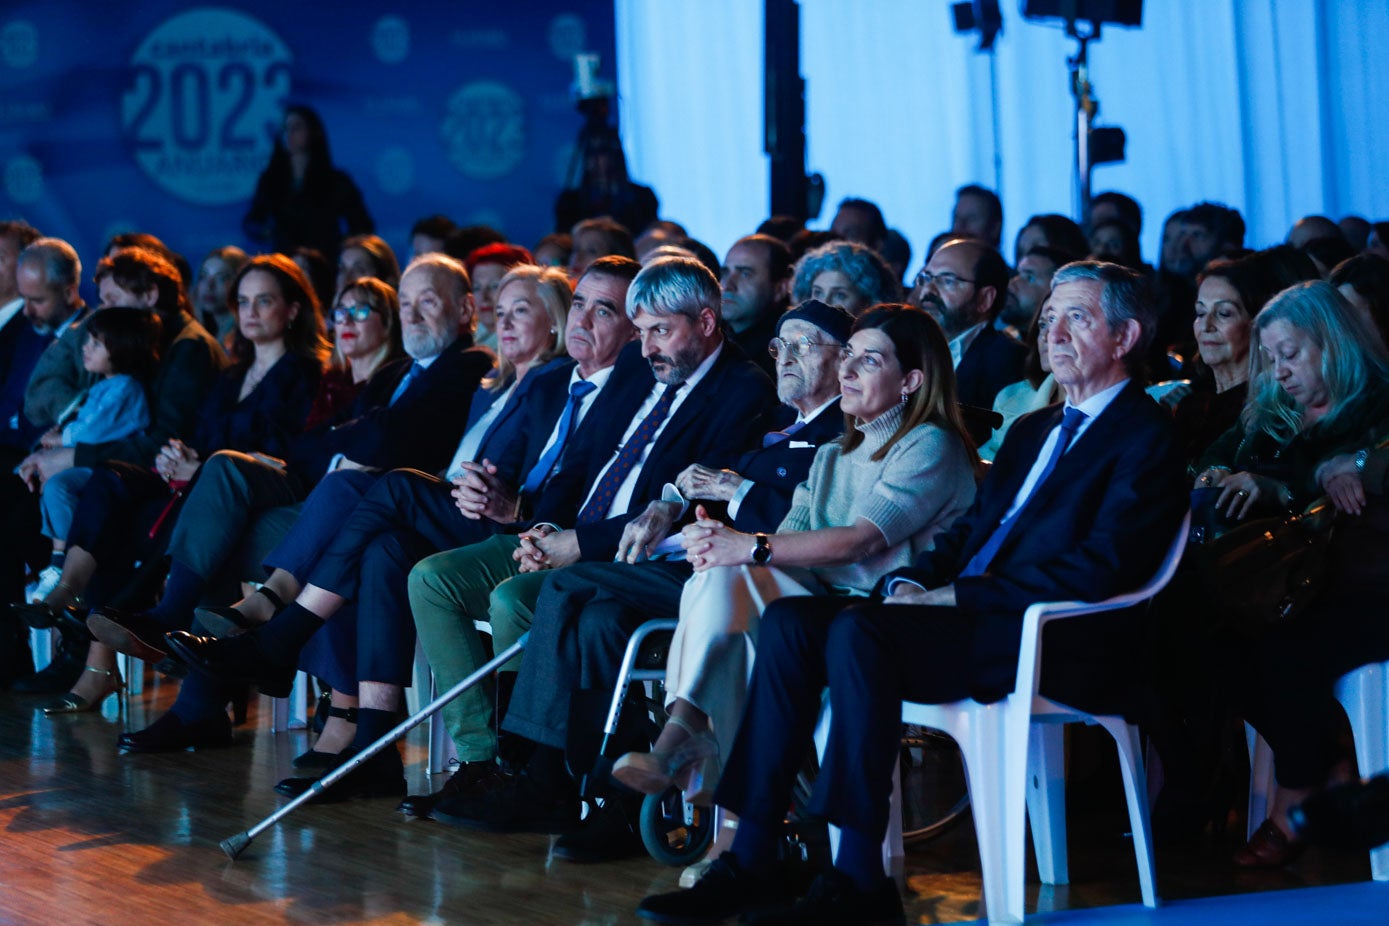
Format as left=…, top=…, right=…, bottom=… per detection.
left=576, top=384, right=681, bottom=525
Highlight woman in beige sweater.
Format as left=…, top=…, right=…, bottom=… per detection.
left=614, top=305, right=979, bottom=805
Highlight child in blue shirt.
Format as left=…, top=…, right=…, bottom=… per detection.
left=30, top=308, right=161, bottom=590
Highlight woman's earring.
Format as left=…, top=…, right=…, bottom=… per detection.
left=900, top=390, right=909, bottom=405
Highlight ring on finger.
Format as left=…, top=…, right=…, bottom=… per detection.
left=1237, top=489, right=1249, bottom=498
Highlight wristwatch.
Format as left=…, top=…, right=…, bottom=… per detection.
left=751, top=532, right=772, bottom=565
left=1355, top=448, right=1370, bottom=473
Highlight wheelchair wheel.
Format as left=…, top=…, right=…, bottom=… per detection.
left=639, top=787, right=715, bottom=867
left=899, top=725, right=970, bottom=844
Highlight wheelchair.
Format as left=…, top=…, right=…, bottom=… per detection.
left=569, top=618, right=971, bottom=868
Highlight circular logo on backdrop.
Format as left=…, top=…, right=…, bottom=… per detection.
left=0, top=20, right=38, bottom=69
left=440, top=81, right=525, bottom=181
left=120, top=9, right=293, bottom=206
left=371, top=16, right=410, bottom=64
left=3, top=155, right=43, bottom=203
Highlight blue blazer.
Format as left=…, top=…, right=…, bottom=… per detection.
left=464, top=356, right=575, bottom=480
left=531, top=339, right=779, bottom=561
left=0, top=307, right=52, bottom=450
left=881, top=380, right=1186, bottom=713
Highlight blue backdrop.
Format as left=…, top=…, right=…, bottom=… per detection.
left=0, top=1, right=616, bottom=290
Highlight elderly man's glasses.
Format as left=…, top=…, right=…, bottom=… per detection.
left=769, top=336, right=837, bottom=359
left=333, top=305, right=375, bottom=325
left=914, top=270, right=975, bottom=292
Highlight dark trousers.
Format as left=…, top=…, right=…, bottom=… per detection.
left=502, top=559, right=693, bottom=750
left=261, top=467, right=379, bottom=580
left=297, top=469, right=492, bottom=688
left=165, top=450, right=303, bottom=580
left=1240, top=584, right=1389, bottom=788
left=66, top=462, right=178, bottom=609
left=715, top=596, right=979, bottom=837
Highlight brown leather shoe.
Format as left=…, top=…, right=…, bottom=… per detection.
left=1234, top=819, right=1306, bottom=868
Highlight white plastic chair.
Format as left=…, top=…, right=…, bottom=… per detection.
left=1247, top=659, right=1389, bottom=881
left=867, top=513, right=1189, bottom=925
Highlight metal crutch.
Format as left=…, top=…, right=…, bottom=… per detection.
left=221, top=633, right=527, bottom=860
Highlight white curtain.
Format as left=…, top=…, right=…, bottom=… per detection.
left=617, top=0, right=1389, bottom=265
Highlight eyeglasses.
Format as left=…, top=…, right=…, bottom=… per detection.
left=333, top=304, right=375, bottom=325
left=769, top=337, right=837, bottom=359
left=838, top=346, right=885, bottom=372
left=914, top=270, right=975, bottom=292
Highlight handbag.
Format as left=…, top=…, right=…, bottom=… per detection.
left=1187, top=492, right=1337, bottom=633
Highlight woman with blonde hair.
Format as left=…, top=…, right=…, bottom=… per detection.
left=1193, top=281, right=1389, bottom=868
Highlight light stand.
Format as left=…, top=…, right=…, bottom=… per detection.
left=1066, top=18, right=1100, bottom=224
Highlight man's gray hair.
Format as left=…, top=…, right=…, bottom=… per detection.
left=19, top=237, right=81, bottom=291
left=1051, top=260, right=1155, bottom=373
left=403, top=252, right=472, bottom=299
left=626, top=255, right=721, bottom=322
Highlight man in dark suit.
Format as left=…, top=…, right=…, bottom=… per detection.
left=918, top=238, right=1026, bottom=421
left=0, top=221, right=45, bottom=459
left=412, top=302, right=852, bottom=852
left=390, top=256, right=778, bottom=823
left=638, top=262, right=1187, bottom=926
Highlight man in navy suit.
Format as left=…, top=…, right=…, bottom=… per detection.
left=918, top=238, right=1026, bottom=423
left=411, top=301, right=852, bottom=851
left=391, top=256, right=779, bottom=823
left=639, top=262, right=1187, bottom=926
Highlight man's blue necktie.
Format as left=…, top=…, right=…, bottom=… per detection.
left=388, top=362, right=424, bottom=406
left=762, top=419, right=808, bottom=447
left=521, top=379, right=598, bottom=494
left=960, top=406, right=1088, bottom=577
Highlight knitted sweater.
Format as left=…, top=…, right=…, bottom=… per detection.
left=777, top=405, right=977, bottom=594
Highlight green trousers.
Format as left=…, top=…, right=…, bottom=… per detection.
left=407, top=533, right=549, bottom=762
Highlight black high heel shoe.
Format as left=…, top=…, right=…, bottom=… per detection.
left=194, top=586, right=284, bottom=639
left=293, top=706, right=360, bottom=768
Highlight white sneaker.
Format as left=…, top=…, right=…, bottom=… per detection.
left=28, top=565, right=61, bottom=603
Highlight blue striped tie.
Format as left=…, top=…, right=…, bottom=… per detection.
left=521, top=380, right=598, bottom=494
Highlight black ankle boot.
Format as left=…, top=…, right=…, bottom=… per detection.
left=274, top=743, right=406, bottom=803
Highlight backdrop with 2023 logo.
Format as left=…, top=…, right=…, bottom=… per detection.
left=0, top=2, right=615, bottom=283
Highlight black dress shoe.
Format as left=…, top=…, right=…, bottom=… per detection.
left=118, top=711, right=234, bottom=753
left=164, top=630, right=297, bottom=697
left=553, top=796, right=646, bottom=863
left=742, top=870, right=905, bottom=926
left=193, top=604, right=256, bottom=639
left=637, top=854, right=787, bottom=924
left=274, top=749, right=406, bottom=804
left=87, top=608, right=174, bottom=664
left=397, top=760, right=506, bottom=818
left=430, top=771, right=579, bottom=834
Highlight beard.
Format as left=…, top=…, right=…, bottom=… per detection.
left=403, top=325, right=455, bottom=360
left=647, top=343, right=705, bottom=385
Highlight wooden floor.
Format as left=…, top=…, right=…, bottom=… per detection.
left=0, top=670, right=1381, bottom=925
